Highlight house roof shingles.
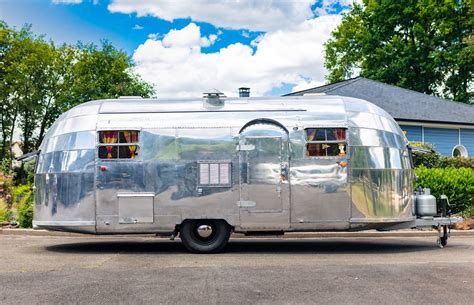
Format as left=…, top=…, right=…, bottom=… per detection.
left=285, top=77, right=474, bottom=125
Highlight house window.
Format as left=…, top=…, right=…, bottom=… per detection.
left=198, top=161, right=231, bottom=187
left=98, top=131, right=140, bottom=159
left=305, top=128, right=347, bottom=157
left=452, top=145, right=468, bottom=158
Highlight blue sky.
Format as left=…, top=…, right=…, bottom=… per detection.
left=0, top=0, right=265, bottom=55
left=0, top=0, right=353, bottom=97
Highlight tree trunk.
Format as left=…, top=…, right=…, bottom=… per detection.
left=8, top=106, right=18, bottom=172
left=36, top=96, right=53, bottom=149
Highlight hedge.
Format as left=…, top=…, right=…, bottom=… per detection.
left=0, top=199, right=12, bottom=222
left=18, top=191, right=34, bottom=228
left=410, top=142, right=474, bottom=169
left=415, top=166, right=474, bottom=216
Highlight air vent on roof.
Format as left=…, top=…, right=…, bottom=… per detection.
left=239, top=87, right=250, bottom=97
left=203, top=89, right=226, bottom=108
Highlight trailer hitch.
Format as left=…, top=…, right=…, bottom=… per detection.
left=436, top=224, right=450, bottom=248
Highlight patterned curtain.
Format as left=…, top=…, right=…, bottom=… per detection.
left=123, top=131, right=139, bottom=159
left=307, top=129, right=317, bottom=141
left=335, top=129, right=346, bottom=141
left=102, top=131, right=118, bottom=159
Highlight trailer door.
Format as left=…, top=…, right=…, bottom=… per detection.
left=238, top=121, right=290, bottom=229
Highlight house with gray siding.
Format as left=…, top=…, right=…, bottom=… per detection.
left=285, top=77, right=474, bottom=157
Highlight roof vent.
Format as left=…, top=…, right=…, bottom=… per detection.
left=118, top=96, right=143, bottom=99
left=239, top=87, right=250, bottom=98
left=203, top=89, right=226, bottom=107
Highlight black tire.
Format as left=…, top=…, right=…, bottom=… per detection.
left=180, top=219, right=231, bottom=253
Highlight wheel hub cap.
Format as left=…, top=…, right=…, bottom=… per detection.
left=196, top=224, right=213, bottom=238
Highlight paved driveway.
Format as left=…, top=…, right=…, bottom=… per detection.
left=0, top=235, right=473, bottom=304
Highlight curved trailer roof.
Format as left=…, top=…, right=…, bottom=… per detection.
left=40, top=95, right=407, bottom=152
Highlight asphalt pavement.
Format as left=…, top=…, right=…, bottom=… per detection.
left=0, top=234, right=473, bottom=304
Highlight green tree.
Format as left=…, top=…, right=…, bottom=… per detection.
left=0, top=20, right=15, bottom=162
left=69, top=40, right=155, bottom=106
left=324, top=0, right=473, bottom=104
left=0, top=20, right=155, bottom=181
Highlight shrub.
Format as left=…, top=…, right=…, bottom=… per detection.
left=415, top=166, right=474, bottom=215
left=0, top=172, right=14, bottom=206
left=412, top=150, right=441, bottom=168
left=18, top=191, right=34, bottom=228
left=410, top=142, right=474, bottom=169
left=0, top=198, right=13, bottom=222
left=13, top=160, right=36, bottom=186
left=438, top=156, right=474, bottom=169
left=410, top=142, right=435, bottom=150
left=12, top=184, right=32, bottom=206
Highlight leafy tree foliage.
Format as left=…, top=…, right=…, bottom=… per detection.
left=324, top=0, right=473, bottom=104
left=0, top=21, right=155, bottom=175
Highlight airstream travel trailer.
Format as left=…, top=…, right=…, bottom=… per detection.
left=33, top=94, right=461, bottom=253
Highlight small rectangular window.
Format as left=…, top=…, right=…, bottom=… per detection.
left=98, top=130, right=140, bottom=160
left=306, top=143, right=347, bottom=157
left=305, top=128, right=347, bottom=157
left=98, top=145, right=118, bottom=159
left=306, top=128, right=326, bottom=141
left=306, top=128, right=346, bottom=141
left=198, top=161, right=232, bottom=187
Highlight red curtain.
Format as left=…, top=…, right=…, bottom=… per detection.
left=101, top=131, right=118, bottom=159
left=123, top=131, right=139, bottom=158
left=335, top=129, right=346, bottom=141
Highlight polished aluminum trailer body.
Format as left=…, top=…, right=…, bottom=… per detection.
left=33, top=96, right=415, bottom=234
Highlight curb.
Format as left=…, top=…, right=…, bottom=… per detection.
left=1, top=228, right=473, bottom=238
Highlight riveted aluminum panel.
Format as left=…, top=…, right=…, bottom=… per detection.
left=34, top=172, right=96, bottom=232
left=347, top=111, right=403, bottom=135
left=35, top=95, right=415, bottom=234
left=42, top=131, right=95, bottom=153
left=350, top=147, right=407, bottom=170
left=349, top=128, right=405, bottom=149
left=350, top=169, right=412, bottom=220
left=118, top=193, right=154, bottom=224
left=49, top=115, right=97, bottom=137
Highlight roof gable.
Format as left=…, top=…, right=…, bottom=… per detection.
left=285, top=77, right=474, bottom=125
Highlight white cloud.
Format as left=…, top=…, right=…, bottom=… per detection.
left=158, top=23, right=217, bottom=50
left=315, top=0, right=362, bottom=15
left=133, top=15, right=341, bottom=97
left=147, top=33, right=158, bottom=40
left=108, top=0, right=315, bottom=32
left=133, top=24, right=144, bottom=30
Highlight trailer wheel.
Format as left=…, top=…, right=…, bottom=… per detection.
left=180, top=220, right=231, bottom=253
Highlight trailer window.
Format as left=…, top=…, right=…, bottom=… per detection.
left=198, top=161, right=231, bottom=187
left=98, top=131, right=140, bottom=159
left=305, top=128, right=346, bottom=157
